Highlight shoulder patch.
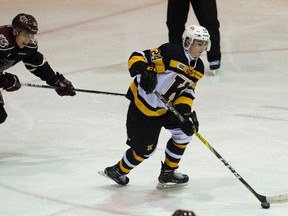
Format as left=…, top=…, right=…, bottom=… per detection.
left=177, top=63, right=186, bottom=70
left=169, top=60, right=189, bottom=72
left=0, top=34, right=9, bottom=48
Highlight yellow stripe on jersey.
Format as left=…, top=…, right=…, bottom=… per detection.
left=128, top=55, right=146, bottom=69
left=153, top=58, right=166, bottom=73
left=169, top=60, right=189, bottom=73
left=190, top=82, right=197, bottom=89
left=173, top=96, right=193, bottom=107
left=187, top=69, right=204, bottom=80
left=169, top=60, right=204, bottom=81
left=130, top=81, right=167, bottom=116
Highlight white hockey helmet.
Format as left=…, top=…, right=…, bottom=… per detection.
left=182, top=25, right=211, bottom=51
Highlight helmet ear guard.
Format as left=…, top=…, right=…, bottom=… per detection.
left=12, top=13, right=38, bottom=35
left=182, top=25, right=211, bottom=51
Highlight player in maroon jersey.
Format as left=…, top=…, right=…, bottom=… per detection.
left=0, top=13, right=75, bottom=124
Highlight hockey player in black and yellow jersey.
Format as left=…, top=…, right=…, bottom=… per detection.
left=100, top=25, right=210, bottom=189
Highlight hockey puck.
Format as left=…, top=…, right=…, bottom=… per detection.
left=261, top=202, right=270, bottom=209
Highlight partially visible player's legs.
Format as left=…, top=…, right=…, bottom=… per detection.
left=157, top=125, right=193, bottom=188
left=102, top=102, right=162, bottom=185
left=191, top=0, right=221, bottom=70
left=163, top=138, right=188, bottom=170
left=157, top=138, right=189, bottom=188
left=0, top=92, right=7, bottom=124
left=166, top=0, right=190, bottom=44
left=104, top=148, right=147, bottom=185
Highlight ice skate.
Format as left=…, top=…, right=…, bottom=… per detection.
left=98, top=165, right=129, bottom=185
left=209, top=60, right=221, bottom=75
left=156, top=162, right=189, bottom=189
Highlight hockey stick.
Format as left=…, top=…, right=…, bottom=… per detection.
left=154, top=90, right=288, bottom=206
left=21, top=83, right=126, bottom=96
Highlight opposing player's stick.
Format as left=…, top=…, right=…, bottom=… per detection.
left=154, top=90, right=288, bottom=207
left=21, top=83, right=126, bottom=96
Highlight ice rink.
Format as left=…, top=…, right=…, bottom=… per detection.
left=1, top=0, right=288, bottom=215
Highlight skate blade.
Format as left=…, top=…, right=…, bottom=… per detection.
left=98, top=170, right=107, bottom=177
left=98, top=170, right=117, bottom=182
left=205, top=68, right=219, bottom=76
left=211, top=69, right=219, bottom=75
left=98, top=170, right=129, bottom=185
left=156, top=181, right=188, bottom=189
left=98, top=170, right=113, bottom=181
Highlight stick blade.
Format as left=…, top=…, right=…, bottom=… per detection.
left=266, top=194, right=288, bottom=204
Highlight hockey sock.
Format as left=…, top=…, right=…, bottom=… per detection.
left=118, top=148, right=146, bottom=174
left=164, top=139, right=188, bottom=169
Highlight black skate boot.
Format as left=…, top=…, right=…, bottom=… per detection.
left=98, top=164, right=129, bottom=185
left=156, top=162, right=189, bottom=189
left=209, top=60, right=221, bottom=75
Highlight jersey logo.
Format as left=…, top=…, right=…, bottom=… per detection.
left=161, top=74, right=192, bottom=102
left=19, top=15, right=30, bottom=26
left=30, top=38, right=37, bottom=45
left=0, top=34, right=9, bottom=48
left=147, top=145, right=154, bottom=151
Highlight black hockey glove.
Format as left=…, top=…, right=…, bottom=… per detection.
left=139, top=63, right=157, bottom=93
left=180, top=118, right=194, bottom=136
left=46, top=72, right=76, bottom=96
left=180, top=111, right=199, bottom=136
left=0, top=72, right=21, bottom=92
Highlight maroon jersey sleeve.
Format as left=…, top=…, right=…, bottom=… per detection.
left=22, top=40, right=56, bottom=81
